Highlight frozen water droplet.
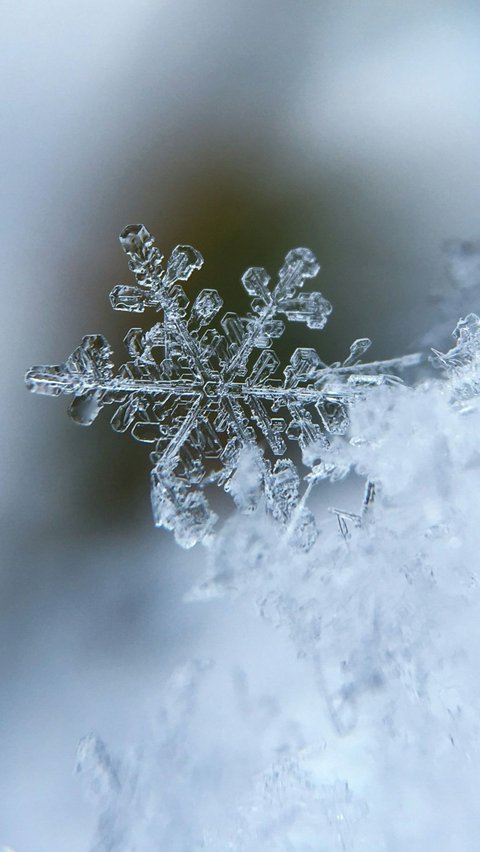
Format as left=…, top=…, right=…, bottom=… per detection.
left=69, top=390, right=103, bottom=426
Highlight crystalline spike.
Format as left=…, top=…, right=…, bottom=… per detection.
left=242, top=266, right=271, bottom=302
left=246, top=320, right=274, bottom=349
left=263, top=318, right=285, bottom=338
left=26, top=227, right=420, bottom=546
left=25, top=362, right=71, bottom=396
left=124, top=328, right=146, bottom=359
left=275, top=247, right=320, bottom=300
left=192, top=417, right=223, bottom=459
left=191, top=289, right=223, bottom=325
left=284, top=347, right=326, bottom=387
left=278, top=292, right=332, bottom=329
left=110, top=396, right=147, bottom=434
left=219, top=435, right=242, bottom=471
left=328, top=506, right=362, bottom=539
left=119, top=223, right=163, bottom=281
left=25, top=335, right=113, bottom=427
left=248, top=396, right=287, bottom=456
left=166, top=283, right=190, bottom=316
left=221, top=312, right=248, bottom=348
left=307, top=459, right=350, bottom=483
left=164, top=244, right=204, bottom=285
left=109, top=283, right=149, bottom=312
left=248, top=350, right=280, bottom=385
left=65, top=335, right=113, bottom=377
left=199, top=327, right=229, bottom=366
left=177, top=440, right=206, bottom=482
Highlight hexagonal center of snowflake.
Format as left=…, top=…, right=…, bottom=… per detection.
left=203, top=378, right=224, bottom=398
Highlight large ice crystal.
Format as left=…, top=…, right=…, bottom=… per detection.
left=25, top=224, right=420, bottom=547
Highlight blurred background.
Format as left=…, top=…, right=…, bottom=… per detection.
left=2, top=1, right=480, bottom=848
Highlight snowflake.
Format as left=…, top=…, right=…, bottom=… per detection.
left=25, top=224, right=420, bottom=547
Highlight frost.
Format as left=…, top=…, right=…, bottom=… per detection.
left=75, top=661, right=370, bottom=852
left=76, top=661, right=216, bottom=851
left=24, top=227, right=480, bottom=849
left=176, top=328, right=480, bottom=848
left=25, top=224, right=420, bottom=547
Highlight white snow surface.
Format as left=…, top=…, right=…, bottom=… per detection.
left=77, top=313, right=480, bottom=850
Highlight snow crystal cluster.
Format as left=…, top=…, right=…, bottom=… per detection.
left=26, top=232, right=480, bottom=850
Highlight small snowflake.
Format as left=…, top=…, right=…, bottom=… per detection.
left=26, top=225, right=420, bottom=547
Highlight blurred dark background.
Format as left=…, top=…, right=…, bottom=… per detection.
left=2, top=1, right=480, bottom=848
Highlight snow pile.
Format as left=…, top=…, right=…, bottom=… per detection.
left=78, top=299, right=480, bottom=849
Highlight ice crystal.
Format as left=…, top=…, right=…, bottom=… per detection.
left=26, top=227, right=480, bottom=850
left=25, top=224, right=420, bottom=547
left=76, top=660, right=370, bottom=851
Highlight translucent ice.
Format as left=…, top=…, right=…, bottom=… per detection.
left=26, top=225, right=420, bottom=547
left=26, top=228, right=480, bottom=851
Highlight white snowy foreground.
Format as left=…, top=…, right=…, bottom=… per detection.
left=74, top=305, right=480, bottom=849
